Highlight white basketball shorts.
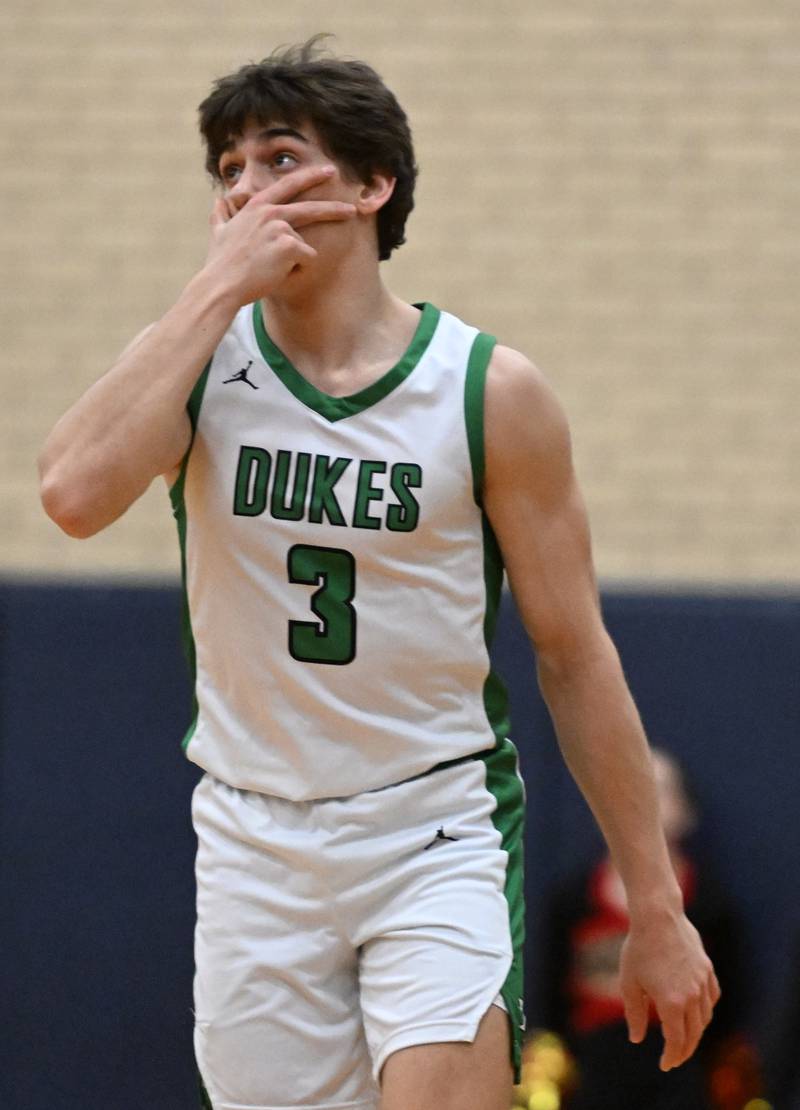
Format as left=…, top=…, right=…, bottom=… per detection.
left=192, top=740, right=526, bottom=1110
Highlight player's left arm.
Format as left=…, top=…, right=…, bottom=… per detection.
left=482, top=344, right=720, bottom=1071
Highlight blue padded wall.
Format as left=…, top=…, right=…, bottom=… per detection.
left=1, top=581, right=797, bottom=1108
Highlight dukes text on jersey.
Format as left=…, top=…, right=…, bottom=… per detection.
left=233, top=445, right=423, bottom=532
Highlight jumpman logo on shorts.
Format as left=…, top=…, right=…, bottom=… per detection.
left=223, top=360, right=259, bottom=389
left=423, top=826, right=460, bottom=850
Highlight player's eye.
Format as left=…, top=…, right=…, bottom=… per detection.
left=272, top=151, right=298, bottom=169
left=219, top=162, right=241, bottom=182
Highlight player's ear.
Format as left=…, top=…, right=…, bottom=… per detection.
left=356, top=171, right=396, bottom=215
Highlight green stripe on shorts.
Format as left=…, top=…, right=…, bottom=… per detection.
left=477, top=737, right=526, bottom=1081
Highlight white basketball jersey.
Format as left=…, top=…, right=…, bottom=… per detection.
left=170, top=301, right=510, bottom=800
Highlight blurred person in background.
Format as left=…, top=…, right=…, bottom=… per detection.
left=538, top=749, right=756, bottom=1110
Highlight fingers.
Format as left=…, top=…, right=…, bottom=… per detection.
left=621, top=920, right=721, bottom=1073
left=701, top=972, right=718, bottom=1027
left=219, top=186, right=356, bottom=232
left=658, top=997, right=689, bottom=1071
left=209, top=195, right=242, bottom=224
left=212, top=164, right=338, bottom=224
left=659, top=971, right=719, bottom=1071
left=623, top=985, right=649, bottom=1045
left=256, top=163, right=338, bottom=206
left=287, top=236, right=318, bottom=264
left=679, top=995, right=706, bottom=1069
left=281, top=200, right=357, bottom=229
left=266, top=220, right=317, bottom=257
left=209, top=197, right=231, bottom=227
left=696, top=967, right=721, bottom=1047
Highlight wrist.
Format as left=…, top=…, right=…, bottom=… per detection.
left=626, top=882, right=685, bottom=925
left=193, top=261, right=246, bottom=308
left=181, top=265, right=247, bottom=322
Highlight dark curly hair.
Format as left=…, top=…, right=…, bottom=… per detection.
left=198, top=36, right=417, bottom=261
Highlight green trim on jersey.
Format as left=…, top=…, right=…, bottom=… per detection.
left=464, top=331, right=496, bottom=505
left=253, top=301, right=441, bottom=423
left=170, top=360, right=212, bottom=751
left=464, top=330, right=511, bottom=748
left=465, top=332, right=524, bottom=1079
left=477, top=738, right=526, bottom=1080
left=198, top=1071, right=214, bottom=1109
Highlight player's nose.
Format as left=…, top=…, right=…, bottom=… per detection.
left=226, top=164, right=268, bottom=209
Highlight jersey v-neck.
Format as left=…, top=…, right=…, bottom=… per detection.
left=252, top=300, right=441, bottom=423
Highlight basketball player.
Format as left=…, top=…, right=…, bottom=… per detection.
left=38, top=39, right=720, bottom=1110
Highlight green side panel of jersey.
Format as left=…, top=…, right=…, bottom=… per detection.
left=479, top=737, right=527, bottom=1080
left=465, top=333, right=525, bottom=1079
left=198, top=1071, right=214, bottom=1109
left=169, top=360, right=212, bottom=751
left=464, top=331, right=511, bottom=748
left=253, top=300, right=441, bottom=422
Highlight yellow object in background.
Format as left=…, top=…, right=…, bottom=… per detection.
left=526, top=1079, right=561, bottom=1110
left=513, top=1031, right=577, bottom=1110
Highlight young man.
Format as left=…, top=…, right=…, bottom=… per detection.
left=39, top=39, right=719, bottom=1110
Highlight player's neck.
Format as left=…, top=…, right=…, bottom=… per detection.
left=260, top=257, right=419, bottom=395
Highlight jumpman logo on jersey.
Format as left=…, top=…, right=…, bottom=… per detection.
left=423, top=826, right=460, bottom=850
left=223, top=361, right=259, bottom=389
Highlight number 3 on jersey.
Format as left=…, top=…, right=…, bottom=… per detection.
left=287, top=544, right=357, bottom=665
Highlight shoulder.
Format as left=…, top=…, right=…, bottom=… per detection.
left=483, top=343, right=574, bottom=494
left=485, top=342, right=545, bottom=388
left=485, top=344, right=571, bottom=447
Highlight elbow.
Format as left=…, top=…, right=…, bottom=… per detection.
left=39, top=466, right=103, bottom=539
left=534, top=624, right=619, bottom=689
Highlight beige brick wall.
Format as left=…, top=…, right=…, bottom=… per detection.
left=2, top=0, right=797, bottom=584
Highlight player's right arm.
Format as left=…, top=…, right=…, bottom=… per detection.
left=39, top=164, right=355, bottom=538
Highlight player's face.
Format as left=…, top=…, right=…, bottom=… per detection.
left=218, top=118, right=347, bottom=198
left=215, top=117, right=396, bottom=277
left=217, top=118, right=366, bottom=260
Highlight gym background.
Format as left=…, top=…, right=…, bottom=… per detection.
left=2, top=2, right=797, bottom=1108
